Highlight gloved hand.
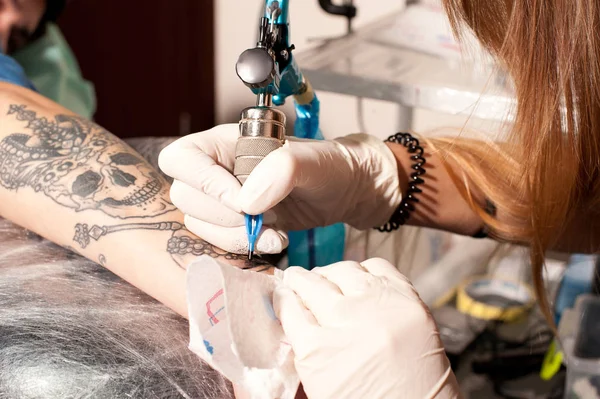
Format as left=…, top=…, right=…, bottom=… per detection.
left=158, top=124, right=401, bottom=255
left=274, top=258, right=461, bottom=399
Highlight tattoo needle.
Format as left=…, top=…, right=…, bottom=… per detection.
left=245, top=214, right=263, bottom=260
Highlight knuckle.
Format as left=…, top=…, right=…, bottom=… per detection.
left=183, top=218, right=231, bottom=251
left=364, top=257, right=389, bottom=267
left=256, top=234, right=281, bottom=253
left=157, top=141, right=181, bottom=174
left=321, top=261, right=360, bottom=277
left=219, top=123, right=239, bottom=135
left=270, top=148, right=298, bottom=177
left=169, top=187, right=185, bottom=210
left=330, top=260, right=358, bottom=270
left=375, top=327, right=399, bottom=349
left=196, top=124, right=238, bottom=143
left=169, top=181, right=196, bottom=211
left=194, top=165, right=230, bottom=197
left=169, top=179, right=186, bottom=200
left=183, top=218, right=203, bottom=238
left=398, top=300, right=433, bottom=333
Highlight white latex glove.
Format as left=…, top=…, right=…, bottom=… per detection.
left=158, top=124, right=401, bottom=255
left=274, top=258, right=462, bottom=399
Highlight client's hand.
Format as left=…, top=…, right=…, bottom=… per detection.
left=274, top=259, right=462, bottom=399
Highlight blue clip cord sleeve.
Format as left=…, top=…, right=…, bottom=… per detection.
left=287, top=95, right=345, bottom=269
left=294, top=96, right=323, bottom=140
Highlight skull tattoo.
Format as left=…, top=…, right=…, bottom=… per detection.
left=0, top=105, right=174, bottom=218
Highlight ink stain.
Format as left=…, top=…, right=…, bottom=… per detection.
left=98, top=254, right=106, bottom=266
left=263, top=294, right=277, bottom=320
left=203, top=339, right=214, bottom=355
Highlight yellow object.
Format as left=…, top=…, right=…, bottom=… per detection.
left=540, top=340, right=564, bottom=381
left=293, top=78, right=315, bottom=105
left=456, top=277, right=534, bottom=322
left=432, top=287, right=458, bottom=309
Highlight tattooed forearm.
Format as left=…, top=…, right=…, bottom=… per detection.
left=167, top=233, right=271, bottom=271
left=72, top=220, right=271, bottom=271
left=168, top=233, right=271, bottom=271
left=0, top=103, right=271, bottom=272
left=0, top=104, right=174, bottom=218
left=73, top=221, right=184, bottom=248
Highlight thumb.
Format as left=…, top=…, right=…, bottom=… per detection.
left=238, top=146, right=298, bottom=215
left=238, top=138, right=334, bottom=215
left=273, top=287, right=319, bottom=352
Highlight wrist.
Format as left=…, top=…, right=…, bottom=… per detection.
left=334, top=133, right=402, bottom=228
left=376, top=133, right=427, bottom=231
left=385, top=141, right=411, bottom=199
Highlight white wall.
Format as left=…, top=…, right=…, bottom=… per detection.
left=214, top=1, right=405, bottom=127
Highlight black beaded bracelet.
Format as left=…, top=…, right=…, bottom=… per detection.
left=376, top=132, right=425, bottom=232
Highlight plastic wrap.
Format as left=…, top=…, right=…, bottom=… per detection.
left=125, top=136, right=177, bottom=183
left=0, top=137, right=233, bottom=399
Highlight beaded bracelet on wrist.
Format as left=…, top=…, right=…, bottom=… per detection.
left=376, top=132, right=425, bottom=232
left=376, top=132, right=496, bottom=238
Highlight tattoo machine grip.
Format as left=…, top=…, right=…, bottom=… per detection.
left=234, top=106, right=286, bottom=183
left=234, top=106, right=286, bottom=259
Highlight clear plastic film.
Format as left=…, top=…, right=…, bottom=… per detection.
left=289, top=96, right=345, bottom=269
left=0, top=138, right=233, bottom=399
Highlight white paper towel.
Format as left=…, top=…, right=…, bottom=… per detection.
left=186, top=255, right=299, bottom=399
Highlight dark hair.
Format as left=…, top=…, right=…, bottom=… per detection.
left=43, top=0, right=67, bottom=22
left=30, top=0, right=66, bottom=42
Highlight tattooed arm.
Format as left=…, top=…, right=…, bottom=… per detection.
left=0, top=82, right=272, bottom=317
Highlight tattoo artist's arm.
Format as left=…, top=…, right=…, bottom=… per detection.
left=0, top=83, right=272, bottom=317
left=388, top=140, right=600, bottom=253
left=387, top=142, right=486, bottom=236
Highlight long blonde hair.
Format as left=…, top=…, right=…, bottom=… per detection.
left=435, top=0, right=600, bottom=322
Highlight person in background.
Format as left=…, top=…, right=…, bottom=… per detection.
left=0, top=0, right=95, bottom=118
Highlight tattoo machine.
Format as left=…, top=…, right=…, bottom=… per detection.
left=234, top=0, right=316, bottom=260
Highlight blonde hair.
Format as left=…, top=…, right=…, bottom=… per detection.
left=436, top=0, right=600, bottom=322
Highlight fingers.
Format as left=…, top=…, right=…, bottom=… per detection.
left=238, top=138, right=330, bottom=215
left=361, top=258, right=420, bottom=299
left=184, top=214, right=288, bottom=254
left=282, top=267, right=343, bottom=324
left=273, top=286, right=319, bottom=350
left=313, top=259, right=418, bottom=299
left=170, top=180, right=244, bottom=227
left=159, top=125, right=242, bottom=211
left=314, top=261, right=375, bottom=296
left=238, top=147, right=298, bottom=215
left=160, top=124, right=238, bottom=169
left=360, top=257, right=403, bottom=279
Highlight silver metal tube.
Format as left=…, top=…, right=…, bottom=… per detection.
left=256, top=93, right=273, bottom=107
left=234, top=106, right=286, bottom=184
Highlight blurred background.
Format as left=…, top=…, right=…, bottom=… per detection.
left=57, top=0, right=215, bottom=138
